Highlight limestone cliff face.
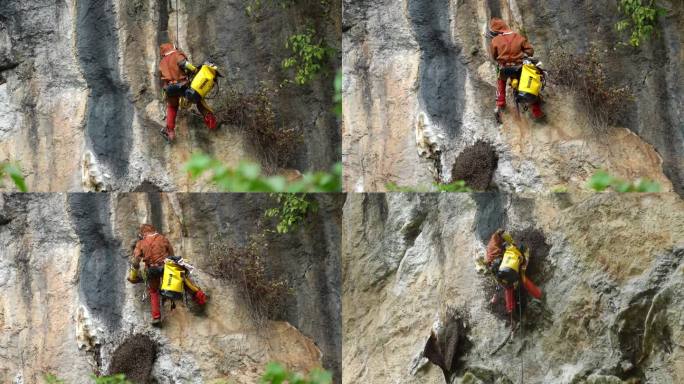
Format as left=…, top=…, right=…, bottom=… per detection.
left=342, top=193, right=684, bottom=384
left=0, top=193, right=342, bottom=383
left=0, top=0, right=341, bottom=192
left=342, top=0, right=683, bottom=194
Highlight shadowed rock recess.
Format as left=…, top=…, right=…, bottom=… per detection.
left=342, top=0, right=683, bottom=194
left=0, top=193, right=343, bottom=383
left=342, top=193, right=684, bottom=384
left=0, top=0, right=341, bottom=191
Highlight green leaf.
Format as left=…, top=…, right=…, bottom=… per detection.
left=633, top=178, right=661, bottom=192
left=614, top=180, right=633, bottom=192
left=184, top=153, right=214, bottom=177
left=44, top=374, right=66, bottom=384
left=308, top=368, right=333, bottom=384
left=238, top=162, right=262, bottom=180
left=587, top=170, right=614, bottom=191
left=261, top=362, right=288, bottom=384
left=3, top=163, right=27, bottom=192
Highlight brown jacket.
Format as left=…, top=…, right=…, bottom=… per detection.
left=488, top=18, right=534, bottom=66
left=159, top=43, right=189, bottom=87
left=485, top=231, right=504, bottom=264
left=132, top=231, right=174, bottom=268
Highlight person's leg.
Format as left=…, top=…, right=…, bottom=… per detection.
left=530, top=100, right=544, bottom=119
left=164, top=96, right=179, bottom=141
left=196, top=98, right=217, bottom=130
left=522, top=275, right=542, bottom=299
left=496, top=72, right=507, bottom=109
left=184, top=276, right=207, bottom=305
left=504, top=285, right=515, bottom=314
left=148, top=275, right=162, bottom=322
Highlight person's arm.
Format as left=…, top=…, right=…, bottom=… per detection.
left=521, top=37, right=534, bottom=57
left=489, top=40, right=498, bottom=62
left=178, top=54, right=198, bottom=74
left=485, top=229, right=504, bottom=264
left=131, top=241, right=143, bottom=268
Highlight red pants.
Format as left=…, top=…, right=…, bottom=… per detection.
left=166, top=96, right=217, bottom=135
left=503, top=278, right=543, bottom=314
left=497, top=74, right=543, bottom=119
left=504, top=286, right=515, bottom=314
left=148, top=275, right=162, bottom=320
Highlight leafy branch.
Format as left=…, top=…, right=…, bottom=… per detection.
left=615, top=0, right=667, bottom=47
left=44, top=374, right=132, bottom=384
left=184, top=153, right=342, bottom=192
left=265, top=194, right=318, bottom=234
left=587, top=170, right=661, bottom=192
left=44, top=363, right=332, bottom=384
left=333, top=70, right=342, bottom=117
left=260, top=362, right=332, bottom=384
left=0, top=162, right=27, bottom=192
left=385, top=180, right=472, bottom=193
left=282, top=27, right=334, bottom=85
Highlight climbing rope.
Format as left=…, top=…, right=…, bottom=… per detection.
left=518, top=279, right=524, bottom=384
left=175, top=0, right=179, bottom=48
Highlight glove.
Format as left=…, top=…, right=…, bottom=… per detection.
left=194, top=290, right=207, bottom=305
left=502, top=231, right=514, bottom=245
left=127, top=267, right=141, bottom=284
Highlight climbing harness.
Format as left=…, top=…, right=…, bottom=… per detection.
left=158, top=256, right=205, bottom=311
left=518, top=280, right=524, bottom=384
left=511, top=58, right=547, bottom=118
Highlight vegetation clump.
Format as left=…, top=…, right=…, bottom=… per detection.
left=209, top=233, right=290, bottom=322
left=45, top=363, right=332, bottom=384
left=616, top=0, right=667, bottom=47
left=386, top=181, right=472, bottom=193
left=265, top=193, right=318, bottom=234
left=549, top=49, right=632, bottom=128
left=185, top=154, right=342, bottom=192
left=260, top=362, right=332, bottom=384
left=587, top=170, right=661, bottom=192
left=282, top=27, right=335, bottom=85
left=216, top=86, right=302, bottom=169
left=0, top=162, right=27, bottom=191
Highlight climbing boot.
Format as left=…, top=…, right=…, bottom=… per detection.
left=151, top=317, right=162, bottom=326
left=530, top=102, right=545, bottom=122
left=495, top=106, right=504, bottom=124
left=204, top=113, right=217, bottom=130
left=160, top=127, right=175, bottom=143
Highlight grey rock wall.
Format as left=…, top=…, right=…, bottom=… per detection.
left=343, top=0, right=683, bottom=194
left=0, top=192, right=343, bottom=383
left=342, top=193, right=684, bottom=384
left=0, top=0, right=341, bottom=191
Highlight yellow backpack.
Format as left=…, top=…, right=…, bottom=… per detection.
left=160, top=259, right=185, bottom=299
left=517, top=63, right=542, bottom=97
left=190, top=63, right=221, bottom=98
left=497, top=244, right=523, bottom=285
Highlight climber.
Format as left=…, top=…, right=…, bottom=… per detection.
left=487, top=18, right=544, bottom=121
left=485, top=229, right=542, bottom=316
left=159, top=42, right=217, bottom=142
left=127, top=224, right=207, bottom=325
